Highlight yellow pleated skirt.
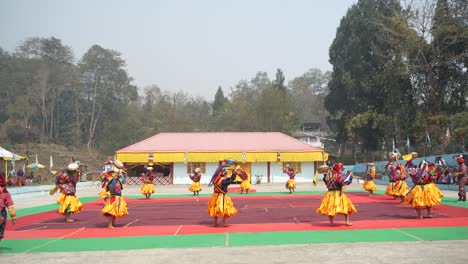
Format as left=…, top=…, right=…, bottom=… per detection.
left=56, top=193, right=83, bottom=215
left=240, top=180, right=251, bottom=191
left=189, top=182, right=202, bottom=192
left=207, top=193, right=238, bottom=217
left=426, top=182, right=444, bottom=199
left=385, top=182, right=395, bottom=196
left=393, top=180, right=409, bottom=197
left=141, top=183, right=155, bottom=195
left=286, top=179, right=296, bottom=189
left=101, top=195, right=128, bottom=217
left=362, top=180, right=377, bottom=191
left=404, top=185, right=442, bottom=208
left=317, top=190, right=357, bottom=216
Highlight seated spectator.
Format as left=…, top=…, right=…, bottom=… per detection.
left=8, top=169, right=15, bottom=179
left=17, top=168, right=24, bottom=177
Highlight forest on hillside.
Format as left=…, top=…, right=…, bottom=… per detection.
left=0, top=0, right=467, bottom=163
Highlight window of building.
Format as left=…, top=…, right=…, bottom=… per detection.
left=283, top=162, right=302, bottom=173
left=187, top=162, right=206, bottom=173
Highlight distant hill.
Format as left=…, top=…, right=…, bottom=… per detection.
left=6, top=144, right=109, bottom=182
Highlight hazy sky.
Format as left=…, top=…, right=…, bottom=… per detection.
left=0, top=0, right=357, bottom=99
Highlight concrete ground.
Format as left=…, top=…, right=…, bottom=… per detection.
left=6, top=182, right=468, bottom=264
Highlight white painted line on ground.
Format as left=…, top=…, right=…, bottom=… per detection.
left=225, top=232, right=229, bottom=247
left=123, top=219, right=139, bottom=228
left=19, top=226, right=48, bottom=232
left=392, top=228, right=423, bottom=241
left=293, top=217, right=301, bottom=224
left=23, top=227, right=85, bottom=253
left=174, top=225, right=183, bottom=235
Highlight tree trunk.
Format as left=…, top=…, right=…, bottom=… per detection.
left=87, top=79, right=98, bottom=149
left=41, top=77, right=47, bottom=144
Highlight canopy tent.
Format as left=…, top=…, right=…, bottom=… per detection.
left=0, top=146, right=27, bottom=181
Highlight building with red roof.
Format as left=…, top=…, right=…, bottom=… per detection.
left=116, top=132, right=327, bottom=185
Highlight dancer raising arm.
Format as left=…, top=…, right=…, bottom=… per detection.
left=317, top=162, right=357, bottom=226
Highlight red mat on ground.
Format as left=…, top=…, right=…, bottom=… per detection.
left=7, top=192, right=468, bottom=239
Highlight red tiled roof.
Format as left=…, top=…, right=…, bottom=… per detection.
left=117, top=132, right=322, bottom=152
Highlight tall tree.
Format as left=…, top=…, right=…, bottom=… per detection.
left=15, top=37, right=75, bottom=144
left=325, top=0, right=412, bottom=154
left=79, top=45, right=137, bottom=149
left=288, top=68, right=331, bottom=129
left=273, top=68, right=286, bottom=91
left=212, top=86, right=226, bottom=115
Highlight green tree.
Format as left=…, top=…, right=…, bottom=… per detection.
left=79, top=45, right=137, bottom=149
left=325, top=0, right=412, bottom=156
left=212, top=86, right=226, bottom=115
left=15, top=37, right=76, bottom=144
left=288, top=68, right=331, bottom=129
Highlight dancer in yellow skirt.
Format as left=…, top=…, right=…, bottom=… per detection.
left=233, top=165, right=250, bottom=194
left=101, top=160, right=128, bottom=228
left=141, top=167, right=155, bottom=199
left=189, top=167, right=202, bottom=196
left=98, top=171, right=111, bottom=202
left=393, top=164, right=409, bottom=203
left=317, top=162, right=356, bottom=226
left=283, top=164, right=296, bottom=193
left=405, top=161, right=441, bottom=219
left=52, top=163, right=83, bottom=223
left=384, top=163, right=399, bottom=198
left=207, top=168, right=237, bottom=227
left=362, top=163, right=377, bottom=196
left=425, top=162, right=444, bottom=203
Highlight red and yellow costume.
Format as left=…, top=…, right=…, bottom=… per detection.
left=189, top=168, right=202, bottom=195
left=405, top=161, right=441, bottom=211
left=141, top=170, right=155, bottom=198
left=53, top=165, right=83, bottom=219
left=207, top=170, right=237, bottom=218
left=317, top=163, right=357, bottom=217
left=362, top=163, right=377, bottom=193
left=384, top=164, right=396, bottom=197
left=98, top=171, right=112, bottom=201
left=425, top=163, right=443, bottom=200
left=101, top=169, right=128, bottom=218
left=392, top=164, right=409, bottom=198
left=233, top=166, right=250, bottom=194
left=283, top=166, right=296, bottom=193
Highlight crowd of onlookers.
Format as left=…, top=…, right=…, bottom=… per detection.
left=2, top=168, right=42, bottom=186
left=433, top=166, right=460, bottom=185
